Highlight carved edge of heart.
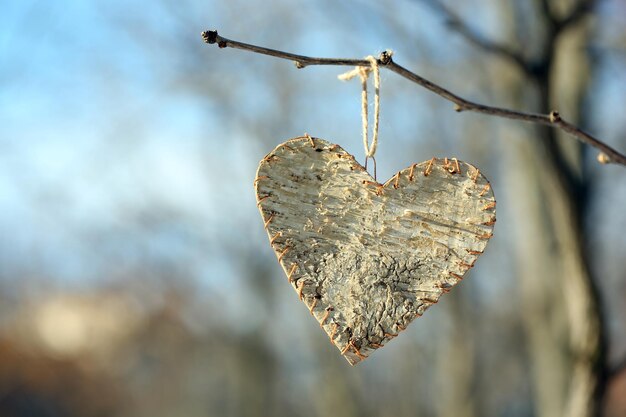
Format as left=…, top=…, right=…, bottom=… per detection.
left=254, top=136, right=496, bottom=365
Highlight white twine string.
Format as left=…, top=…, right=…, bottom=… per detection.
left=338, top=55, right=381, bottom=162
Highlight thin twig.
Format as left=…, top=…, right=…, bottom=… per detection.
left=201, top=30, right=371, bottom=68
left=201, top=30, right=626, bottom=166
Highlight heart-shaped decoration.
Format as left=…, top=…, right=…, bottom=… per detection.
left=255, top=136, right=495, bottom=365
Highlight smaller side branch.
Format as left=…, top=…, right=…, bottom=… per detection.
left=557, top=0, right=597, bottom=29
left=539, top=0, right=558, bottom=27
left=540, top=0, right=596, bottom=31
left=423, top=0, right=529, bottom=73
left=201, top=30, right=626, bottom=167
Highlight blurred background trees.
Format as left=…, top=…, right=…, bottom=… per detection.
left=1, top=0, right=625, bottom=416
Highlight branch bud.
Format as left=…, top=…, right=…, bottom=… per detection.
left=201, top=30, right=218, bottom=44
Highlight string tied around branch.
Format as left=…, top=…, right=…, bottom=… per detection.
left=338, top=53, right=390, bottom=179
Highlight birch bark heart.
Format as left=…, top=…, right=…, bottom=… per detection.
left=255, top=136, right=496, bottom=365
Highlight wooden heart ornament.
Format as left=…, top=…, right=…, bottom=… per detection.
left=255, top=136, right=495, bottom=365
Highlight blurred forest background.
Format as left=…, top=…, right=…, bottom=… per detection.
left=1, top=0, right=626, bottom=416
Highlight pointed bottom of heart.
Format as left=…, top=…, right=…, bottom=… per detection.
left=255, top=136, right=496, bottom=365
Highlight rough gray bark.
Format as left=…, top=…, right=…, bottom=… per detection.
left=255, top=136, right=496, bottom=365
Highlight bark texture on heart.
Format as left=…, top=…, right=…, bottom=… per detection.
left=255, top=136, right=496, bottom=365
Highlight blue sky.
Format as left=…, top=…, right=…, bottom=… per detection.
left=1, top=0, right=626, bottom=379
left=1, top=0, right=625, bottom=300
left=3, top=4, right=626, bottom=415
left=0, top=1, right=438, bottom=283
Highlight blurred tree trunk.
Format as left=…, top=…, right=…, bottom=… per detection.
left=550, top=11, right=607, bottom=417
left=506, top=2, right=607, bottom=416
left=436, top=294, right=476, bottom=417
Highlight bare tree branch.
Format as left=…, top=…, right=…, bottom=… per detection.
left=201, top=30, right=626, bottom=167
left=539, top=0, right=596, bottom=31
left=538, top=0, right=558, bottom=27
left=422, top=0, right=530, bottom=73
left=558, top=0, right=597, bottom=29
